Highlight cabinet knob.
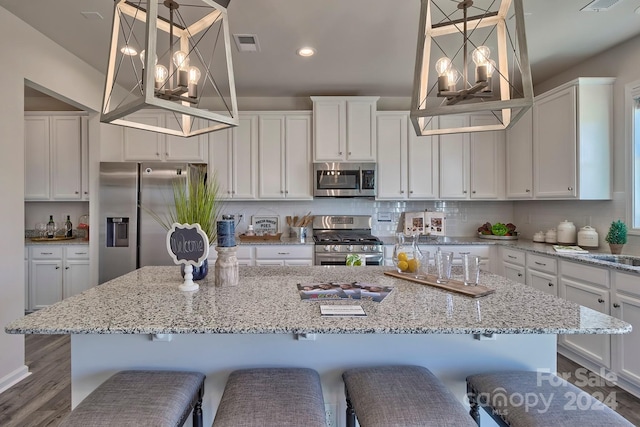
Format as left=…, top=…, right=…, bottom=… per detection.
left=598, top=298, right=605, bottom=304
left=227, top=190, right=232, bottom=194
left=348, top=152, right=351, bottom=155
left=281, top=190, right=284, bottom=194
left=55, top=266, right=60, bottom=270
left=338, top=151, right=343, bottom=156
left=463, top=190, right=467, bottom=194
left=165, top=152, right=169, bottom=156
left=548, top=282, right=554, bottom=287
left=65, top=266, right=70, bottom=270
left=400, top=190, right=404, bottom=194
left=285, top=190, right=289, bottom=194
left=472, top=190, right=476, bottom=194
left=75, top=191, right=79, bottom=194
left=613, top=303, right=621, bottom=308
left=517, top=273, right=522, bottom=277
left=232, top=190, right=236, bottom=194
left=156, top=152, right=160, bottom=156
left=409, top=190, right=413, bottom=194
left=526, top=189, right=530, bottom=193
left=568, top=186, right=573, bottom=191
left=84, top=191, right=88, bottom=195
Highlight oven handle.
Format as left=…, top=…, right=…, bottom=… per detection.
left=358, top=166, right=362, bottom=194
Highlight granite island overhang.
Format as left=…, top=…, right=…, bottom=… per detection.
left=5, top=266, right=632, bottom=427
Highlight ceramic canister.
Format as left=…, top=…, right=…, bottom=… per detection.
left=217, top=215, right=236, bottom=247
left=545, top=229, right=557, bottom=244
left=577, top=226, right=599, bottom=248
left=557, top=220, right=577, bottom=245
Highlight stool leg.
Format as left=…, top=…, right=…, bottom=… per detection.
left=345, top=388, right=356, bottom=427
left=193, top=382, right=204, bottom=427
left=467, top=382, right=480, bottom=426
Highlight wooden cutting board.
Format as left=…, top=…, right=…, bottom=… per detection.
left=384, top=270, right=495, bottom=298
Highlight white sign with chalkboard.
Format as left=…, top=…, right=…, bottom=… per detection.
left=166, top=223, right=209, bottom=291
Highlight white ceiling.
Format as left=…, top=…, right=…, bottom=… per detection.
left=5, top=0, right=640, bottom=98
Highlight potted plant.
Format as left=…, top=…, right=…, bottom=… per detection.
left=144, top=167, right=223, bottom=279
left=605, top=220, right=627, bottom=255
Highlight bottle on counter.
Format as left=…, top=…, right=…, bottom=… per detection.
left=46, top=215, right=56, bottom=238
left=64, top=215, right=73, bottom=238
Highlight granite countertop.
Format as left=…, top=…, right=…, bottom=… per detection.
left=25, top=237, right=89, bottom=246
left=5, top=265, right=630, bottom=336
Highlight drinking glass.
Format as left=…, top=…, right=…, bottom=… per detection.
left=462, top=253, right=481, bottom=286
left=435, top=249, right=453, bottom=284
left=35, top=223, right=47, bottom=238
left=415, top=250, right=429, bottom=278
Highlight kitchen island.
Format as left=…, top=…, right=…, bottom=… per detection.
left=6, top=266, right=631, bottom=427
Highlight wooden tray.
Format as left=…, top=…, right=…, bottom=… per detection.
left=384, top=270, right=495, bottom=298
left=238, top=233, right=282, bottom=242
left=30, top=236, right=76, bottom=242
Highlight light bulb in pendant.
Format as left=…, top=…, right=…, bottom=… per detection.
left=188, top=66, right=201, bottom=98
left=435, top=57, right=453, bottom=92
left=154, top=65, right=168, bottom=89
left=173, top=51, right=189, bottom=70
left=446, top=68, right=460, bottom=91
left=472, top=46, right=491, bottom=83
left=139, top=50, right=158, bottom=67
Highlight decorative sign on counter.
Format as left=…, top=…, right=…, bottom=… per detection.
left=403, top=211, right=446, bottom=236
left=166, top=223, right=209, bottom=292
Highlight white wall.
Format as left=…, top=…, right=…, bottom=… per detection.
left=0, top=7, right=104, bottom=391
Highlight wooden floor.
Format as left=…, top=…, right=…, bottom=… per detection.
left=0, top=335, right=639, bottom=426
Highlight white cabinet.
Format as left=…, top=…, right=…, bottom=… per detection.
left=612, top=272, right=640, bottom=388
left=258, top=113, right=312, bottom=199
left=376, top=112, right=438, bottom=200
left=502, top=248, right=526, bottom=284
left=525, top=253, right=557, bottom=296
left=506, top=109, right=533, bottom=199
left=208, top=245, right=254, bottom=266
left=209, top=115, right=258, bottom=199
left=533, top=78, right=613, bottom=199
left=254, top=245, right=313, bottom=266
left=25, top=115, right=84, bottom=201
left=123, top=112, right=207, bottom=162
left=438, top=115, right=504, bottom=200
left=29, top=245, right=90, bottom=310
left=24, top=248, right=29, bottom=312
left=559, top=260, right=611, bottom=368
left=312, top=96, right=378, bottom=162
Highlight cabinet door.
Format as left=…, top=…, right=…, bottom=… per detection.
left=24, top=257, right=29, bottom=312
left=285, top=114, right=312, bottom=199
left=438, top=116, right=469, bottom=199
left=51, top=116, right=82, bottom=199
left=613, top=294, right=640, bottom=385
left=526, top=269, right=557, bottom=296
left=64, top=259, right=91, bottom=298
left=313, top=100, right=344, bottom=161
left=258, top=115, right=286, bottom=198
left=376, top=113, right=407, bottom=199
left=346, top=100, right=376, bottom=161
left=123, top=113, right=164, bottom=161
left=285, top=259, right=313, bottom=266
left=534, top=86, right=577, bottom=198
left=503, top=262, right=525, bottom=284
left=24, top=116, right=51, bottom=200
left=209, top=127, right=233, bottom=197
left=469, top=115, right=504, bottom=199
left=81, top=117, right=90, bottom=200
left=506, top=109, right=533, bottom=198
left=232, top=115, right=258, bottom=199
left=255, top=260, right=285, bottom=266
left=30, top=259, right=63, bottom=310
left=408, top=120, right=438, bottom=199
left=560, top=279, right=611, bottom=368
left=164, top=114, right=207, bottom=162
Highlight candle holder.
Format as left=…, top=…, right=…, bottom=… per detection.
left=215, top=246, right=239, bottom=287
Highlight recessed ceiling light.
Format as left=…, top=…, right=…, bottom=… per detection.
left=80, top=11, right=104, bottom=20
left=120, top=46, right=138, bottom=56
left=297, top=47, right=316, bottom=57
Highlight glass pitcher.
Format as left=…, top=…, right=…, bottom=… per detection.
left=392, top=233, right=427, bottom=276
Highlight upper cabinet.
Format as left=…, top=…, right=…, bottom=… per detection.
left=533, top=78, right=613, bottom=200
left=209, top=114, right=258, bottom=200
left=376, top=112, right=438, bottom=200
left=311, top=96, right=379, bottom=162
left=122, top=111, right=207, bottom=162
left=439, top=114, right=504, bottom=200
left=258, top=112, right=312, bottom=200
left=506, top=108, right=533, bottom=199
left=25, top=114, right=85, bottom=201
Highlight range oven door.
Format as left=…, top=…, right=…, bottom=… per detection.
left=314, top=252, right=383, bottom=266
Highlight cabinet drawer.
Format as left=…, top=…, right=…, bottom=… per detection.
left=526, top=253, right=557, bottom=274
left=255, top=245, right=313, bottom=259
left=503, top=248, right=525, bottom=266
left=30, top=246, right=63, bottom=259
left=209, top=245, right=254, bottom=261
left=64, top=246, right=90, bottom=259
left=614, top=271, right=640, bottom=298
left=560, top=260, right=609, bottom=288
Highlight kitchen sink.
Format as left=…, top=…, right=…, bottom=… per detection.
left=584, top=254, right=640, bottom=267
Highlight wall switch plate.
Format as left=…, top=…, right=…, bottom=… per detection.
left=325, top=403, right=337, bottom=427
left=377, top=212, right=392, bottom=222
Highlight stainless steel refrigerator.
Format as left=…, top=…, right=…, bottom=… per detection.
left=98, top=162, right=207, bottom=284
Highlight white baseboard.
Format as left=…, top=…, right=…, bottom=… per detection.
left=0, top=365, right=31, bottom=395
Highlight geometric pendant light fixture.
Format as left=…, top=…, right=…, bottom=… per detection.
left=101, top=0, right=238, bottom=137
left=410, top=0, right=533, bottom=136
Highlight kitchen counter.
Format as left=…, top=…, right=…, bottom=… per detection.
left=6, top=265, right=629, bottom=335
left=25, top=237, right=89, bottom=246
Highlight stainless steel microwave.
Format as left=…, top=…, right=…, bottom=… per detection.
left=313, top=162, right=376, bottom=197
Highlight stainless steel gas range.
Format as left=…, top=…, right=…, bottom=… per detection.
left=312, top=215, right=383, bottom=266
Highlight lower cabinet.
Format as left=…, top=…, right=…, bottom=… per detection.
left=612, top=271, right=640, bottom=390
left=254, top=245, right=313, bottom=266
left=208, top=245, right=254, bottom=266
left=24, top=248, right=29, bottom=312
left=559, top=260, right=611, bottom=368
left=525, top=253, right=557, bottom=296
left=502, top=248, right=525, bottom=284
left=29, top=245, right=90, bottom=311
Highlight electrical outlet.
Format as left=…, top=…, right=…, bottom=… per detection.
left=325, top=403, right=337, bottom=427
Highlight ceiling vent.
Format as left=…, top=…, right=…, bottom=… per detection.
left=233, top=34, right=260, bottom=52
left=581, top=0, right=622, bottom=12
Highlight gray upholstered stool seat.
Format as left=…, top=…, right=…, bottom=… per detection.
left=342, top=365, right=477, bottom=427
left=212, top=367, right=326, bottom=427
left=466, top=371, right=634, bottom=426
left=59, top=370, right=205, bottom=427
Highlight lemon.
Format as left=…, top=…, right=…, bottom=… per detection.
left=407, top=258, right=419, bottom=273
left=397, top=252, right=408, bottom=262
left=397, top=260, right=409, bottom=272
